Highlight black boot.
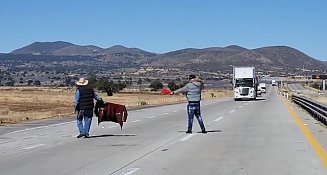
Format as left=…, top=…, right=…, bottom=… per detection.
left=186, top=127, right=192, bottom=134
left=201, top=126, right=207, bottom=134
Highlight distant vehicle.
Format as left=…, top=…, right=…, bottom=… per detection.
left=257, top=85, right=262, bottom=96
left=271, top=80, right=276, bottom=86
left=259, top=83, right=266, bottom=93
left=233, top=67, right=258, bottom=101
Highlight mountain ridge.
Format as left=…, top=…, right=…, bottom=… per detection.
left=8, top=41, right=326, bottom=71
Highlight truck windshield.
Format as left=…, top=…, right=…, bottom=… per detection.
left=235, top=78, right=253, bottom=87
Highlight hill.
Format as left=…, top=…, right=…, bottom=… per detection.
left=98, top=45, right=157, bottom=63
left=8, top=42, right=326, bottom=71
left=148, top=45, right=325, bottom=71
left=11, top=41, right=74, bottom=55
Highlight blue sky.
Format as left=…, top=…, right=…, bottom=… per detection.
left=0, top=0, right=326, bottom=60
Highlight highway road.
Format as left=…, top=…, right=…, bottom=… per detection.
left=288, top=83, right=322, bottom=97
left=0, top=86, right=327, bottom=175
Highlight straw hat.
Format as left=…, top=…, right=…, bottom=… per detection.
left=76, top=78, right=89, bottom=86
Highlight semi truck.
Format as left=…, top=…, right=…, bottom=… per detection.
left=233, top=67, right=257, bottom=101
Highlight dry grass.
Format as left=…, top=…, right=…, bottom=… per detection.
left=313, top=96, right=327, bottom=104
left=0, top=87, right=232, bottom=125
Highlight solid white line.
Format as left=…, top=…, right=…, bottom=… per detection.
left=214, top=117, right=224, bottom=122
left=8, top=121, right=75, bottom=134
left=131, top=120, right=141, bottom=123
left=147, top=116, right=157, bottom=118
left=22, top=144, right=45, bottom=150
left=229, top=110, right=235, bottom=114
left=180, top=134, right=194, bottom=142
left=122, top=168, right=140, bottom=175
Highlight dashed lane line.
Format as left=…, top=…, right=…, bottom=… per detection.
left=214, top=117, right=224, bottom=122
left=180, top=134, right=195, bottom=142
left=147, top=116, right=157, bottom=119
left=122, top=168, right=140, bottom=175
left=22, top=144, right=45, bottom=150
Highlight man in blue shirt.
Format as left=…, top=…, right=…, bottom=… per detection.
left=74, top=78, right=102, bottom=138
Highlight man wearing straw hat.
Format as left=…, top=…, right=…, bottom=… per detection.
left=74, top=78, right=102, bottom=138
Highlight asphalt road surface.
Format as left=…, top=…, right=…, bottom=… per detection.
left=0, top=86, right=327, bottom=175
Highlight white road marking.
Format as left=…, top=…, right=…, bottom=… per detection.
left=173, top=110, right=179, bottom=112
left=107, top=126, right=118, bottom=128
left=163, top=113, right=169, bottom=115
left=229, top=110, right=235, bottom=114
left=122, top=168, right=140, bottom=175
left=214, top=117, right=224, bottom=122
left=180, top=134, right=194, bottom=142
left=148, top=116, right=157, bottom=119
left=131, top=120, right=141, bottom=123
left=22, top=144, right=45, bottom=150
left=238, top=106, right=243, bottom=109
left=8, top=121, right=75, bottom=134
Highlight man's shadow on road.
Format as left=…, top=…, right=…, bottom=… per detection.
left=89, top=134, right=136, bottom=138
left=178, top=130, right=222, bottom=133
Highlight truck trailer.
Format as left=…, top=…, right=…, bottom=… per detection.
left=233, top=67, right=257, bottom=101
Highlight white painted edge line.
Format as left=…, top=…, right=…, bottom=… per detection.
left=180, top=134, right=194, bottom=142
left=8, top=121, right=75, bottom=134
left=122, top=168, right=140, bottom=175
left=131, top=120, right=141, bottom=123
left=22, top=144, right=45, bottom=150
left=147, top=116, right=157, bottom=119
left=214, top=117, right=224, bottom=122
left=229, top=110, right=235, bottom=114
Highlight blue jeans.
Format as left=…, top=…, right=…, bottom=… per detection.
left=77, top=109, right=93, bottom=136
left=187, top=102, right=205, bottom=131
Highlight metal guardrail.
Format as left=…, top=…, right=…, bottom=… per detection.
left=292, top=95, right=327, bottom=126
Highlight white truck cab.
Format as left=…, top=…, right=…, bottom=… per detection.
left=233, top=67, right=257, bottom=101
